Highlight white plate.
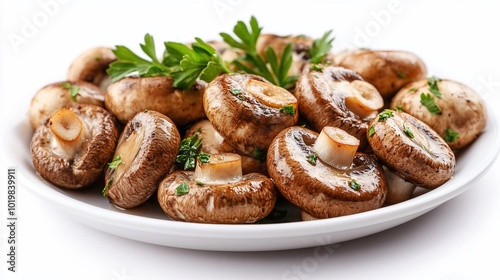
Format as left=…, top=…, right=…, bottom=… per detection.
left=2, top=100, right=499, bottom=252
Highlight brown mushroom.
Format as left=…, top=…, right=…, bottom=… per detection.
left=103, top=110, right=181, bottom=209
left=334, top=50, right=427, bottom=99
left=158, top=153, right=277, bottom=224
left=204, top=73, right=298, bottom=157
left=390, top=78, right=486, bottom=150
left=367, top=109, right=455, bottom=189
left=30, top=104, right=119, bottom=189
left=184, top=119, right=268, bottom=174
left=67, top=47, right=116, bottom=91
left=29, top=81, right=105, bottom=129
left=295, top=66, right=384, bottom=151
left=105, top=76, right=205, bottom=127
left=267, top=126, right=387, bottom=219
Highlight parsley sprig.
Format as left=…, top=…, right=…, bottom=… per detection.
left=176, top=133, right=203, bottom=170
left=308, top=30, right=334, bottom=64
left=220, top=16, right=297, bottom=89
left=107, top=34, right=171, bottom=82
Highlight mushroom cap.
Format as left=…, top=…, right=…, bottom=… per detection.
left=29, top=80, right=105, bottom=129
left=105, top=76, right=205, bottom=127
left=157, top=171, right=277, bottom=224
left=204, top=73, right=298, bottom=156
left=334, top=50, right=427, bottom=99
left=267, top=126, right=387, bottom=219
left=105, top=110, right=181, bottom=209
left=67, top=46, right=116, bottom=90
left=295, top=66, right=378, bottom=151
left=185, top=119, right=268, bottom=175
left=30, top=104, right=119, bottom=189
left=367, top=110, right=456, bottom=188
left=390, top=79, right=486, bottom=150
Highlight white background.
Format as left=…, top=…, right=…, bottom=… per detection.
left=1, top=0, right=500, bottom=279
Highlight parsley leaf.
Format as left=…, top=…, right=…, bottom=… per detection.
left=176, top=134, right=203, bottom=170
left=107, top=34, right=171, bottom=82
left=444, top=128, right=459, bottom=143
left=60, top=82, right=79, bottom=102
left=308, top=30, right=334, bottom=64
left=378, top=109, right=395, bottom=121
left=368, top=126, right=375, bottom=137
left=175, top=182, right=190, bottom=196
left=420, top=93, right=442, bottom=114
left=403, top=125, right=415, bottom=139
left=349, top=179, right=361, bottom=191
left=307, top=152, right=318, bottom=165
left=197, top=152, right=210, bottom=164
left=102, top=177, right=113, bottom=197
left=107, top=155, right=122, bottom=170
left=427, top=76, right=442, bottom=98
left=279, top=105, right=296, bottom=115
left=252, top=147, right=266, bottom=162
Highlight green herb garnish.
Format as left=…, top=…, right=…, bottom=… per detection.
left=309, top=64, right=324, bottom=72
left=102, top=178, right=113, bottom=197
left=176, top=134, right=203, bottom=170
left=252, top=147, right=266, bottom=162
left=396, top=71, right=407, bottom=79
left=220, top=16, right=297, bottom=89
left=279, top=105, right=296, bottom=115
left=230, top=88, right=245, bottom=100
left=394, top=104, right=404, bottom=111
left=444, top=128, right=459, bottom=143
left=420, top=93, right=442, bottom=114
left=195, top=181, right=204, bottom=186
left=378, top=109, right=395, bottom=121
left=307, top=152, right=318, bottom=165
left=60, top=82, right=80, bottom=102
left=307, top=30, right=335, bottom=64
left=349, top=179, right=361, bottom=191
left=197, top=152, right=210, bottom=164
left=107, top=34, right=171, bottom=82
left=427, top=76, right=442, bottom=98
left=107, top=155, right=122, bottom=170
left=403, top=125, right=415, bottom=139
left=175, top=182, right=190, bottom=196
left=368, top=126, right=375, bottom=137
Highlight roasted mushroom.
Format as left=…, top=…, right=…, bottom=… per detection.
left=105, top=76, right=206, bottom=127
left=158, top=153, right=277, bottom=224
left=103, top=110, right=181, bottom=209
left=390, top=78, right=486, bottom=150
left=30, top=104, right=119, bottom=189
left=184, top=119, right=268, bottom=174
left=295, top=66, right=384, bottom=151
left=267, top=126, right=387, bottom=219
left=67, top=47, right=116, bottom=91
left=204, top=73, right=298, bottom=156
left=334, top=50, right=427, bottom=99
left=367, top=109, right=455, bottom=189
left=29, top=81, right=105, bottom=129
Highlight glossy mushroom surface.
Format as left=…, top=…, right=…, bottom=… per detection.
left=104, top=110, right=181, bottom=209
left=67, top=46, right=116, bottom=91
left=30, top=104, right=119, bottom=189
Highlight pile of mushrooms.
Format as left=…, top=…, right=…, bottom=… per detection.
left=28, top=27, right=487, bottom=225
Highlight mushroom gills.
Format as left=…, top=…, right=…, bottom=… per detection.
left=312, top=126, right=360, bottom=169
left=49, top=108, right=89, bottom=158
left=193, top=153, right=243, bottom=184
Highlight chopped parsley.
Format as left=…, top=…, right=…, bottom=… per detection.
left=279, top=105, right=296, bottom=115
left=195, top=181, right=204, bottom=186
left=403, top=125, right=415, bottom=139
left=427, top=76, right=442, bottom=98
left=396, top=71, right=407, bottom=79
left=420, top=93, right=442, bottom=114
left=378, top=109, right=395, bottom=122
left=176, top=133, right=203, bottom=170
left=408, top=87, right=418, bottom=93
left=252, top=147, right=266, bottom=162
left=60, top=82, right=79, bottom=102
left=368, top=126, right=375, bottom=137
left=309, top=64, right=324, bottom=72
left=197, top=152, right=211, bottom=164
left=107, top=155, right=122, bottom=170
left=175, top=182, right=190, bottom=196
left=394, top=104, right=404, bottom=111
left=444, top=128, right=459, bottom=143
left=307, top=152, right=318, bottom=165
left=102, top=178, right=113, bottom=197
left=349, top=179, right=361, bottom=191
left=230, top=88, right=245, bottom=100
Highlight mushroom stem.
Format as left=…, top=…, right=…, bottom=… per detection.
left=193, top=153, right=243, bottom=184
left=312, top=127, right=360, bottom=169
left=383, top=167, right=416, bottom=205
left=344, top=80, right=384, bottom=119
left=246, top=79, right=297, bottom=109
left=49, top=108, right=88, bottom=156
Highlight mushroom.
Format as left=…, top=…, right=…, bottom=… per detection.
left=295, top=66, right=384, bottom=151
left=334, top=49, right=427, bottom=99
left=67, top=46, right=116, bottom=91
left=267, top=126, right=387, bottom=219
left=157, top=153, right=277, bottom=224
left=29, top=80, right=105, bottom=129
left=30, top=104, right=119, bottom=189
left=383, top=167, right=416, bottom=205
left=204, top=73, right=298, bottom=157
left=184, top=119, right=268, bottom=175
left=103, top=110, right=181, bottom=209
left=367, top=109, right=456, bottom=189
left=390, top=78, right=486, bottom=150
left=105, top=76, right=205, bottom=127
